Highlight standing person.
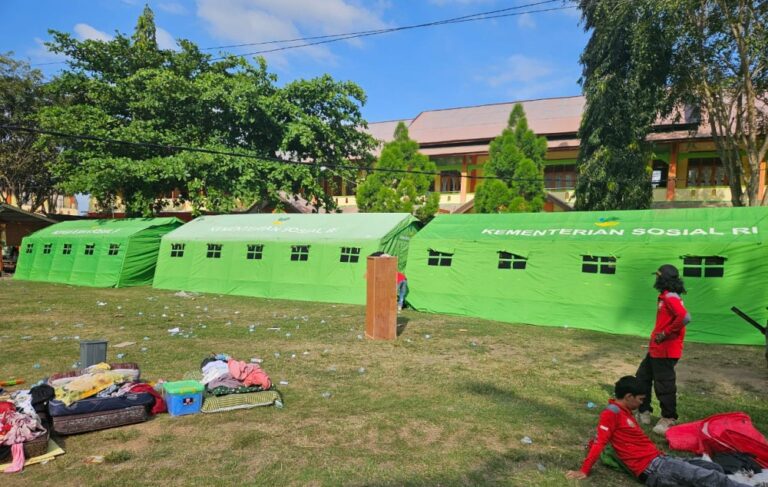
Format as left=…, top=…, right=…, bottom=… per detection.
left=636, top=264, right=690, bottom=436
left=566, top=376, right=749, bottom=486
left=397, top=271, right=408, bottom=311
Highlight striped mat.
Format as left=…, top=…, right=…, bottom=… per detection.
left=201, top=390, right=281, bottom=414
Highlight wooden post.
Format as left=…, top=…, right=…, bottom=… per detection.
left=365, top=255, right=397, bottom=340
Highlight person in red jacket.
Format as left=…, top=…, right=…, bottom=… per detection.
left=636, top=264, right=691, bottom=435
left=566, top=376, right=749, bottom=486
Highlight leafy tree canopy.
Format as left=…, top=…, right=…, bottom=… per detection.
left=0, top=53, right=60, bottom=213
left=474, top=103, right=547, bottom=213
left=39, top=6, right=375, bottom=216
left=356, top=122, right=439, bottom=221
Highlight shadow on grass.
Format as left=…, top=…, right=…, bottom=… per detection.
left=397, top=316, right=410, bottom=337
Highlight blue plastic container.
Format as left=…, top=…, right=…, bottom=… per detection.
left=163, top=380, right=204, bottom=416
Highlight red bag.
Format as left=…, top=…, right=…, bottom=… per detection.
left=666, top=412, right=768, bottom=467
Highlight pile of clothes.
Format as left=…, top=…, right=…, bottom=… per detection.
left=47, top=362, right=166, bottom=421
left=0, top=386, right=50, bottom=473
left=201, top=353, right=272, bottom=396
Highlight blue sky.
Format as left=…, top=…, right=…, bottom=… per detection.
left=0, top=0, right=588, bottom=122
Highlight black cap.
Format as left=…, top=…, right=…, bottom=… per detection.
left=654, top=264, right=680, bottom=279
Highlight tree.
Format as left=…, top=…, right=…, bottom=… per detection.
left=576, top=0, right=768, bottom=208
left=0, top=53, right=60, bottom=213
left=575, top=0, right=673, bottom=210
left=474, top=103, right=547, bottom=213
left=356, top=122, right=439, bottom=221
left=39, top=6, right=375, bottom=216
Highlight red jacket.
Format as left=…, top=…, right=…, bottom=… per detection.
left=648, top=291, right=690, bottom=359
left=580, top=400, right=662, bottom=477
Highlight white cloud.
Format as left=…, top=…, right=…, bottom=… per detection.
left=196, top=0, right=388, bottom=64
left=516, top=13, right=536, bottom=29
left=27, top=37, right=68, bottom=64
left=74, top=23, right=113, bottom=42
left=478, top=54, right=579, bottom=100
left=156, top=27, right=177, bottom=50
left=158, top=2, right=189, bottom=15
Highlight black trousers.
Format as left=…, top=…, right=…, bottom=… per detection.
left=635, top=353, right=679, bottom=420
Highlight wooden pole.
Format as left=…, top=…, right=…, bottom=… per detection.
left=365, top=255, right=397, bottom=340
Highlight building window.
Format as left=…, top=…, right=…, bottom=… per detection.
left=498, top=252, right=527, bottom=270
left=206, top=243, right=222, bottom=259
left=291, top=245, right=310, bottom=261
left=428, top=250, right=453, bottom=267
left=108, top=244, right=120, bottom=256
left=440, top=171, right=461, bottom=192
left=687, top=158, right=727, bottom=187
left=651, top=160, right=668, bottom=188
left=340, top=247, right=360, bottom=263
left=84, top=244, right=95, bottom=256
left=170, top=243, right=185, bottom=258
left=25, top=243, right=33, bottom=254
left=544, top=164, right=578, bottom=190
left=683, top=256, right=725, bottom=278
left=43, top=244, right=52, bottom=254
left=62, top=244, right=73, bottom=255
left=246, top=244, right=264, bottom=260
left=582, top=255, right=616, bottom=274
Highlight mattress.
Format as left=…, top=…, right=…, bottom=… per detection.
left=201, top=390, right=281, bottom=413
left=52, top=405, right=148, bottom=435
left=48, top=392, right=155, bottom=417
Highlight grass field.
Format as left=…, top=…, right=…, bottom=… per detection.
left=1, top=278, right=766, bottom=486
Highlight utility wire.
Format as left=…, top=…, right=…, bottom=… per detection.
left=204, top=0, right=562, bottom=50
left=0, top=124, right=667, bottom=185
left=30, top=1, right=575, bottom=67
left=211, top=5, right=574, bottom=59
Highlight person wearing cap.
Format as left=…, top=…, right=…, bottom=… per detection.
left=635, top=264, right=691, bottom=436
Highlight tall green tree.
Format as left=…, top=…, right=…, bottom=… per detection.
left=0, top=53, right=60, bottom=213
left=356, top=122, right=439, bottom=221
left=474, top=103, right=547, bottom=213
left=39, top=6, right=375, bottom=216
left=575, top=0, right=674, bottom=210
left=576, top=0, right=768, bottom=208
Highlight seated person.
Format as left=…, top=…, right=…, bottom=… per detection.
left=566, top=375, right=749, bottom=487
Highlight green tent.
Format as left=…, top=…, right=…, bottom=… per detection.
left=405, top=207, right=768, bottom=345
left=14, top=218, right=183, bottom=287
left=153, top=213, right=420, bottom=304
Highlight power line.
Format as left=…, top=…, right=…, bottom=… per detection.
left=29, top=1, right=575, bottom=67
left=210, top=5, right=574, bottom=60
left=203, top=0, right=562, bottom=51
left=0, top=124, right=666, bottom=186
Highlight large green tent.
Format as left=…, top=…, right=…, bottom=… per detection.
left=14, top=218, right=183, bottom=287
left=153, top=213, right=419, bottom=304
left=405, top=207, right=768, bottom=345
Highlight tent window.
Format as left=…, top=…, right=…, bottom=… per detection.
left=108, top=244, right=120, bottom=256
left=84, top=244, right=95, bottom=256
left=340, top=247, right=360, bottom=263
left=683, top=256, right=725, bottom=278
left=498, top=251, right=527, bottom=270
left=291, top=245, right=309, bottom=262
left=428, top=250, right=453, bottom=267
left=206, top=243, right=222, bottom=259
left=25, top=243, right=33, bottom=254
left=62, top=244, right=73, bottom=255
left=170, top=243, right=185, bottom=258
left=582, top=255, right=616, bottom=274
left=43, top=244, right=52, bottom=254
left=246, top=244, right=264, bottom=260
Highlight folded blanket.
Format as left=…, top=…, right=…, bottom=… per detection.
left=54, top=370, right=136, bottom=406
